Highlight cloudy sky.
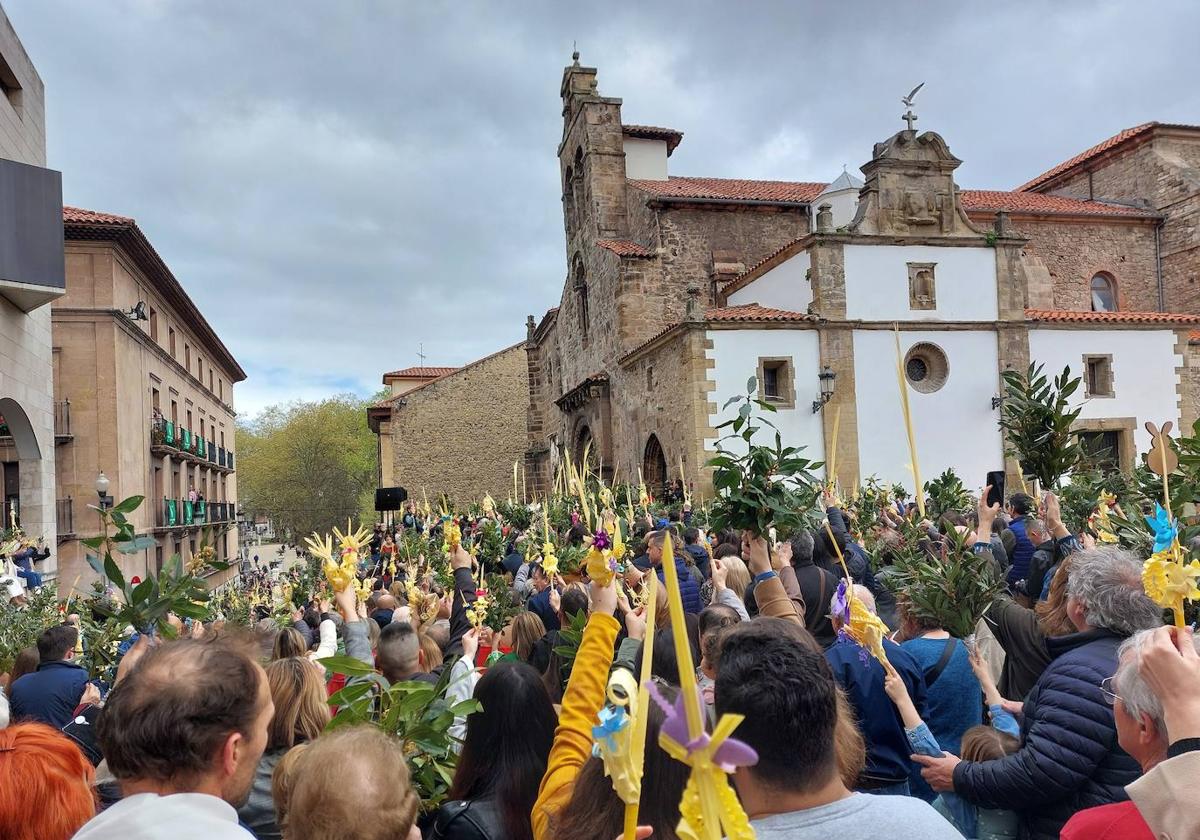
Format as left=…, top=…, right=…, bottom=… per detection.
left=7, top=0, right=1199, bottom=416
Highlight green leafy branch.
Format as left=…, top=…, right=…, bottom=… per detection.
left=707, top=377, right=822, bottom=537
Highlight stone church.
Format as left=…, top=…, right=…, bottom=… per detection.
left=373, top=57, right=1200, bottom=502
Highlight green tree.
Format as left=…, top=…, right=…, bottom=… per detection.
left=236, top=395, right=378, bottom=541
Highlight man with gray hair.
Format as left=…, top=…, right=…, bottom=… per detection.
left=1059, top=627, right=1192, bottom=837
left=915, top=546, right=1163, bottom=840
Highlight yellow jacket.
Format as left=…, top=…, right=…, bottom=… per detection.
left=531, top=611, right=621, bottom=840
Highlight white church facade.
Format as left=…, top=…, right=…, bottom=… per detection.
left=634, top=127, right=1197, bottom=491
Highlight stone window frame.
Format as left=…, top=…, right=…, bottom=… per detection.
left=1090, top=272, right=1119, bottom=313
left=907, top=262, right=937, bottom=311
left=903, top=342, right=950, bottom=394
left=1072, top=416, right=1136, bottom=472
left=1083, top=353, right=1115, bottom=398
left=756, top=356, right=796, bottom=409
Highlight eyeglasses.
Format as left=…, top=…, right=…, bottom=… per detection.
left=1099, top=676, right=1122, bottom=706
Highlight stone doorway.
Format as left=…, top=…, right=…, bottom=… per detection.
left=643, top=434, right=667, bottom=496
left=0, top=397, right=43, bottom=527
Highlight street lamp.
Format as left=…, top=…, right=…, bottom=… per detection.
left=95, top=471, right=113, bottom=511
left=811, top=366, right=837, bottom=414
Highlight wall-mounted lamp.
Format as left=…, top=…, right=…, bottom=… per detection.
left=95, top=471, right=113, bottom=511
left=811, top=366, right=837, bottom=414
left=990, top=395, right=1003, bottom=410
left=123, top=301, right=148, bottom=321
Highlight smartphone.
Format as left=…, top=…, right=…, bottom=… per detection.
left=985, top=471, right=1006, bottom=508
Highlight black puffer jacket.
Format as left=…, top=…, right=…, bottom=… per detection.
left=953, top=628, right=1141, bottom=840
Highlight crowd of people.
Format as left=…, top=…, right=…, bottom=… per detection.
left=0, top=484, right=1197, bottom=840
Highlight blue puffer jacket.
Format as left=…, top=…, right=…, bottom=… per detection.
left=657, top=556, right=702, bottom=614
left=953, top=629, right=1140, bottom=840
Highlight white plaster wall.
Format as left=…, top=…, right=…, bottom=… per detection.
left=623, top=137, right=668, bottom=181
left=844, top=245, right=998, bottom=322
left=814, top=188, right=859, bottom=229
left=1028, top=328, right=1181, bottom=453
left=704, top=329, right=826, bottom=475
left=854, top=329, right=1003, bottom=489
left=0, top=299, right=57, bottom=568
left=726, top=249, right=812, bottom=312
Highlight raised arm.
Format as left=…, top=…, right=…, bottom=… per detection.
left=532, top=579, right=621, bottom=840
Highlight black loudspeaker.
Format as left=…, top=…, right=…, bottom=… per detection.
left=375, top=487, right=409, bottom=512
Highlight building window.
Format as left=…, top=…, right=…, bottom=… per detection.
left=208, top=368, right=214, bottom=391
left=907, top=262, right=937, bottom=310
left=573, top=254, right=589, bottom=343
left=1084, top=354, right=1115, bottom=398
left=1078, top=430, right=1121, bottom=470
left=756, top=357, right=796, bottom=408
left=0, top=53, right=23, bottom=116
left=646, top=366, right=654, bottom=390
left=1091, top=273, right=1117, bottom=312
left=149, top=307, right=158, bottom=341
left=218, top=378, right=224, bottom=401
left=903, top=342, right=950, bottom=394
left=169, top=328, right=176, bottom=357
left=185, top=344, right=191, bottom=370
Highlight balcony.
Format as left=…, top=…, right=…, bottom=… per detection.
left=56, top=497, right=74, bottom=542
left=54, top=399, right=72, bottom=444
left=150, top=417, right=234, bottom=472
left=154, top=497, right=236, bottom=531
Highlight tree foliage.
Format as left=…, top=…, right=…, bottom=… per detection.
left=998, top=363, right=1083, bottom=490
left=236, top=395, right=377, bottom=541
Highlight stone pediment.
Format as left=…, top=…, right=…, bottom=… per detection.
left=849, top=129, right=985, bottom=238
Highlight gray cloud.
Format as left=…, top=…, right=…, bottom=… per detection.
left=7, top=0, right=1199, bottom=415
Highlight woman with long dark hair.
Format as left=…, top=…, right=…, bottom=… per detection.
left=431, top=660, right=556, bottom=840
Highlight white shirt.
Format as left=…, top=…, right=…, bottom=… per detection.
left=73, top=792, right=254, bottom=840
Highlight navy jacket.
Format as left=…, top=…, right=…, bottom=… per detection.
left=826, top=637, right=927, bottom=785
left=529, top=587, right=560, bottom=632
left=682, top=543, right=711, bottom=580
left=953, top=628, right=1141, bottom=840
left=9, top=659, right=90, bottom=729
left=656, top=555, right=702, bottom=614
left=1005, top=518, right=1036, bottom=589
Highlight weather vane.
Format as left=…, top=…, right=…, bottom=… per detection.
left=901, top=82, right=924, bottom=131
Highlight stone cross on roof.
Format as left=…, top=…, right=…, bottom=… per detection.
left=901, top=82, right=924, bottom=131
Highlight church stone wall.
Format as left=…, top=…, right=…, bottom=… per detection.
left=615, top=326, right=715, bottom=492
left=1009, top=218, right=1159, bottom=312
left=1042, top=135, right=1200, bottom=314
left=391, top=344, right=528, bottom=504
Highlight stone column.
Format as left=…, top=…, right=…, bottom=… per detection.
left=817, top=328, right=860, bottom=489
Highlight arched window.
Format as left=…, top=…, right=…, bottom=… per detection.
left=643, top=434, right=667, bottom=493
left=1090, top=273, right=1117, bottom=312
left=573, top=254, right=589, bottom=341
left=571, top=147, right=585, bottom=223
left=562, top=165, right=575, bottom=231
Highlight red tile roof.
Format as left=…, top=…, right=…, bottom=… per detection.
left=63, top=206, right=134, bottom=224
left=1016, top=123, right=1200, bottom=192
left=596, top=238, right=654, bottom=258
left=706, top=304, right=817, bottom=323
left=960, top=190, right=1155, bottom=218
left=383, top=366, right=459, bottom=379
left=622, top=124, right=684, bottom=155
left=1026, top=308, right=1200, bottom=325
left=628, top=176, right=825, bottom=205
